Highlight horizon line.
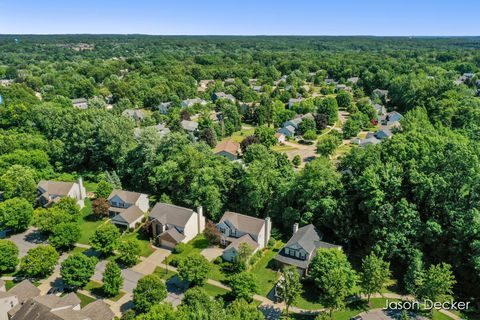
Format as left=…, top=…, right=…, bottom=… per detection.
left=1, top=34, right=480, bottom=38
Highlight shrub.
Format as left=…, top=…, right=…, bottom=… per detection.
left=213, top=256, right=223, bottom=265
left=173, top=243, right=187, bottom=254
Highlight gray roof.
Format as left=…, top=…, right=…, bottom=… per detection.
left=38, top=180, right=75, bottom=197
left=113, top=205, right=144, bottom=224
left=81, top=300, right=115, bottom=320
left=225, top=234, right=259, bottom=252
left=180, top=120, right=199, bottom=132
left=374, top=128, right=393, bottom=139
left=108, top=189, right=146, bottom=204
left=160, top=228, right=186, bottom=243
left=149, top=202, right=194, bottom=228
left=274, top=224, right=341, bottom=269
left=218, top=211, right=265, bottom=236
left=8, top=280, right=40, bottom=302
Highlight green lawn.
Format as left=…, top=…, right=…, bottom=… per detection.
left=250, top=241, right=283, bottom=296
left=201, top=282, right=229, bottom=298
left=229, top=127, right=256, bottom=143
left=294, top=280, right=324, bottom=310
left=153, top=267, right=176, bottom=281
left=70, top=246, right=87, bottom=255
left=271, top=145, right=298, bottom=152
left=78, top=199, right=107, bottom=245
left=82, top=180, right=98, bottom=193
left=76, top=292, right=96, bottom=307
left=169, top=234, right=210, bottom=260
left=84, top=280, right=125, bottom=302
left=120, top=231, right=154, bottom=257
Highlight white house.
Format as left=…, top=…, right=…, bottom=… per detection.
left=149, top=203, right=205, bottom=249
left=216, top=211, right=271, bottom=262
left=37, top=178, right=86, bottom=209
left=107, top=190, right=149, bottom=215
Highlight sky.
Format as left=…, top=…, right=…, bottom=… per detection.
left=0, top=0, right=479, bottom=36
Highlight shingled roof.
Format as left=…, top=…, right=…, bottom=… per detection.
left=219, top=211, right=265, bottom=236
left=149, top=202, right=195, bottom=228
left=108, top=190, right=144, bottom=204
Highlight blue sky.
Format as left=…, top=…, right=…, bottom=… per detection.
left=0, top=0, right=478, bottom=36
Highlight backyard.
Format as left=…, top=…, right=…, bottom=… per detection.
left=78, top=199, right=108, bottom=245
left=249, top=241, right=283, bottom=296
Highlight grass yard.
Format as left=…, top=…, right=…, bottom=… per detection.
left=78, top=199, right=108, bottom=245
left=82, top=180, right=98, bottom=193
left=250, top=241, right=283, bottom=296
left=120, top=231, right=154, bottom=257
left=201, top=282, right=229, bottom=298
left=170, top=234, right=210, bottom=260
left=271, top=145, right=298, bottom=152
left=84, top=280, right=125, bottom=302
left=294, top=280, right=324, bottom=310
left=76, top=292, right=96, bottom=307
left=153, top=267, right=176, bottom=281
left=229, top=126, right=256, bottom=143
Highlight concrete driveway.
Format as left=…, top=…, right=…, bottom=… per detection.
left=200, top=247, right=223, bottom=262
left=131, top=248, right=171, bottom=275
left=7, top=227, right=47, bottom=257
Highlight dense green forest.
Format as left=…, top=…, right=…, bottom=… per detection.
left=0, top=35, right=479, bottom=307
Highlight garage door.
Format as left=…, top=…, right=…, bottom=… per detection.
left=160, top=240, right=176, bottom=249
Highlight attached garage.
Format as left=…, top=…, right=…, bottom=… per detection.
left=159, top=228, right=185, bottom=249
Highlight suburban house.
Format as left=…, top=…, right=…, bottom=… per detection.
left=347, top=77, right=360, bottom=84
left=108, top=190, right=149, bottom=229
left=214, top=140, right=240, bottom=161
left=107, top=189, right=149, bottom=216
left=336, top=84, right=352, bottom=92
left=149, top=203, right=205, bottom=249
left=111, top=205, right=145, bottom=229
left=122, top=109, right=146, bottom=122
left=181, top=98, right=207, bottom=108
left=278, top=125, right=296, bottom=138
left=197, top=79, right=214, bottom=92
left=275, top=132, right=286, bottom=144
left=372, top=88, right=389, bottom=100
left=325, top=78, right=337, bottom=85
left=7, top=287, right=113, bottom=320
left=134, top=124, right=171, bottom=139
left=157, top=101, right=173, bottom=114
left=37, top=178, right=87, bottom=208
left=71, top=98, right=88, bottom=109
left=373, top=103, right=387, bottom=116
left=374, top=128, right=393, bottom=140
left=273, top=223, right=341, bottom=276
left=0, top=280, right=39, bottom=320
left=288, top=98, right=305, bottom=109
left=253, top=85, right=263, bottom=92
left=212, top=92, right=236, bottom=103
left=216, top=211, right=271, bottom=262
left=180, top=120, right=199, bottom=133
left=381, top=111, right=403, bottom=126
left=353, top=132, right=381, bottom=148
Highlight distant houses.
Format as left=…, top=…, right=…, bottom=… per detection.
left=181, top=98, right=208, bottom=108
left=354, top=108, right=403, bottom=147
left=72, top=98, right=88, bottom=109
left=122, top=109, right=146, bottom=122
left=37, top=179, right=87, bottom=208
left=157, top=101, right=173, bottom=114
left=180, top=120, right=199, bottom=133
left=288, top=98, right=305, bottom=109
left=134, top=123, right=171, bottom=139
left=212, top=92, right=236, bottom=103
left=372, top=88, right=389, bottom=101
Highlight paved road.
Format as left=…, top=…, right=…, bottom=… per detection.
left=7, top=227, right=47, bottom=257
